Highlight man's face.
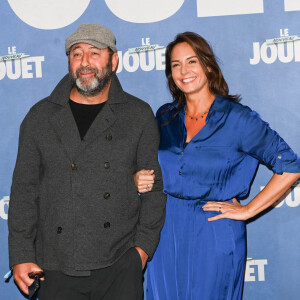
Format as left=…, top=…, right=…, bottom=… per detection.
left=68, top=43, right=118, bottom=96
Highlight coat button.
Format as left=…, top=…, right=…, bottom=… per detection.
left=105, top=133, right=112, bottom=140
left=104, top=222, right=110, bottom=228
left=57, top=227, right=62, bottom=234
left=179, top=171, right=182, bottom=175
left=177, top=194, right=181, bottom=198
left=104, top=162, right=110, bottom=169
left=104, top=192, right=110, bottom=199
left=278, top=154, right=282, bottom=159
left=71, top=163, right=77, bottom=170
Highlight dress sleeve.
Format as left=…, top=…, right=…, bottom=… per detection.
left=239, top=109, right=300, bottom=174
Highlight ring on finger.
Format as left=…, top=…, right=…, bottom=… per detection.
left=146, top=184, right=150, bottom=191
left=218, top=207, right=222, bottom=213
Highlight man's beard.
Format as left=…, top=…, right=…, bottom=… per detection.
left=69, top=59, right=113, bottom=96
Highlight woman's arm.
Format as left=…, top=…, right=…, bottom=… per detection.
left=203, top=172, right=300, bottom=221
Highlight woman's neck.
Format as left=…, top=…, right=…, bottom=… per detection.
left=185, top=91, right=215, bottom=116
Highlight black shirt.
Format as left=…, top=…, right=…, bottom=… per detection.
left=69, top=99, right=106, bottom=140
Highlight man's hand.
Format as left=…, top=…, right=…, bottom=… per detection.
left=135, top=247, right=148, bottom=270
left=13, top=263, right=44, bottom=295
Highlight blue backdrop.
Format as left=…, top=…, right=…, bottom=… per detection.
left=1, top=0, right=299, bottom=299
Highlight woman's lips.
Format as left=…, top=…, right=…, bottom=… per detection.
left=182, top=77, right=196, bottom=84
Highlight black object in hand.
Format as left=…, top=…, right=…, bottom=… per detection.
left=28, top=271, right=44, bottom=299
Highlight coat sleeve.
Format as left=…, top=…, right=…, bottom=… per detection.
left=8, top=110, right=40, bottom=268
left=133, top=105, right=166, bottom=259
left=238, top=108, right=300, bottom=174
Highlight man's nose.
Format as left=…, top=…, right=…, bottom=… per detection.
left=80, top=53, right=90, bottom=67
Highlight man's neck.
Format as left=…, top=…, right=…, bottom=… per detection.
left=70, top=81, right=111, bottom=104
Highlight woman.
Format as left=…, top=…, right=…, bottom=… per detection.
left=134, top=32, right=300, bottom=299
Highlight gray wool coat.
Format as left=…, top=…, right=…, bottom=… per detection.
left=8, top=74, right=166, bottom=275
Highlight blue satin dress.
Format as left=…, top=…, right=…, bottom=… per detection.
left=146, top=96, right=300, bottom=300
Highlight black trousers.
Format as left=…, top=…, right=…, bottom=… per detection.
left=38, top=248, right=143, bottom=300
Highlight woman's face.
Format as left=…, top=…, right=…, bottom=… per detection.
left=170, top=42, right=209, bottom=97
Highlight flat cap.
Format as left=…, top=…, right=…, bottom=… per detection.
left=65, top=24, right=117, bottom=53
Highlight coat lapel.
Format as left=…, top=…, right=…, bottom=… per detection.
left=83, top=102, right=116, bottom=145
left=83, top=74, right=126, bottom=145
left=49, top=105, right=82, bottom=161
left=47, top=73, right=126, bottom=160
left=47, top=74, right=82, bottom=161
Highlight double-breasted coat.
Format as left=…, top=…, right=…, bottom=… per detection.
left=8, top=74, right=166, bottom=275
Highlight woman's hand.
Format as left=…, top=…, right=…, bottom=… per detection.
left=133, top=169, right=155, bottom=193
left=202, top=198, right=251, bottom=221
left=203, top=173, right=300, bottom=222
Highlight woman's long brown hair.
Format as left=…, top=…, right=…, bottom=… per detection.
left=162, top=32, right=240, bottom=123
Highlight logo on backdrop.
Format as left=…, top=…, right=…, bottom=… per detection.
left=106, top=0, right=299, bottom=22
left=105, top=0, right=184, bottom=23
left=250, top=29, right=300, bottom=65
left=117, top=38, right=165, bottom=73
left=8, top=0, right=90, bottom=29
left=0, top=46, right=44, bottom=80
left=6, top=0, right=300, bottom=29
left=197, top=0, right=263, bottom=17
left=128, top=38, right=164, bottom=54
left=106, top=0, right=300, bottom=22
left=0, top=196, right=9, bottom=220
left=245, top=258, right=268, bottom=282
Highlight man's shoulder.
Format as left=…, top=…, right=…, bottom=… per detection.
left=124, top=91, right=149, bottom=106
left=123, top=91, right=154, bottom=115
left=27, top=75, right=70, bottom=115
left=25, top=96, right=54, bottom=117
left=22, top=93, right=65, bottom=129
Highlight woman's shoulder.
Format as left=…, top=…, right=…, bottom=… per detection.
left=156, top=102, right=176, bottom=118
left=218, top=96, right=259, bottom=121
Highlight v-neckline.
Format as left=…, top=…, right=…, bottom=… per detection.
left=182, top=102, right=214, bottom=145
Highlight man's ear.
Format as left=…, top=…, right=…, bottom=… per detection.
left=111, top=52, right=119, bottom=72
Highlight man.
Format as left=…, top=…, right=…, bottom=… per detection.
left=8, top=24, right=166, bottom=300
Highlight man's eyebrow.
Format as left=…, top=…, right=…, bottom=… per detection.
left=71, top=46, right=101, bottom=52
left=70, top=45, right=82, bottom=51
